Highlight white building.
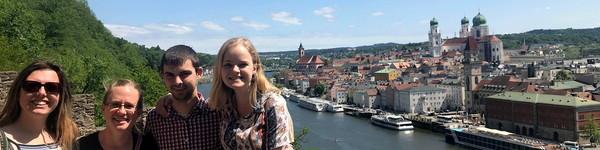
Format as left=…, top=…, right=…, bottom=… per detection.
left=434, top=84, right=465, bottom=111
left=351, top=89, right=378, bottom=108
left=397, top=86, right=447, bottom=114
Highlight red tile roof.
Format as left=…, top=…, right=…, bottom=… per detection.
left=297, top=55, right=325, bottom=64
left=442, top=37, right=468, bottom=46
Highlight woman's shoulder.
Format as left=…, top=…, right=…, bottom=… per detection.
left=261, top=91, right=287, bottom=109
left=76, top=131, right=101, bottom=149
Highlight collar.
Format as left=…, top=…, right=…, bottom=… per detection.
left=165, top=92, right=206, bottom=117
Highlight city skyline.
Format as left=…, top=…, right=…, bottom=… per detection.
left=88, top=0, right=600, bottom=54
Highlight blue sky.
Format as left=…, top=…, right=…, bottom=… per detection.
left=88, top=0, right=600, bottom=54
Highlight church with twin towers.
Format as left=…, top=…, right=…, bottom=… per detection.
left=428, top=12, right=505, bottom=64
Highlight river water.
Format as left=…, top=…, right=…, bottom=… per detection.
left=197, top=83, right=464, bottom=150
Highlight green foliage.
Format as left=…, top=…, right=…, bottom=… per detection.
left=498, top=27, right=600, bottom=59
left=0, top=0, right=219, bottom=126
left=314, top=83, right=327, bottom=97
left=292, top=127, right=310, bottom=150
left=555, top=70, right=573, bottom=81
left=586, top=115, right=600, bottom=144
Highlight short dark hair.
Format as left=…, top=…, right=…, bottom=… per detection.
left=159, top=45, right=201, bottom=73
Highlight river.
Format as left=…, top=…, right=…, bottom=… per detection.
left=197, top=83, right=465, bottom=150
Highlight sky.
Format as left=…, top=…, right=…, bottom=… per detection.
left=88, top=0, right=600, bottom=54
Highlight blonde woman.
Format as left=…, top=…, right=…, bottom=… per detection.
left=76, top=79, right=144, bottom=150
left=0, top=61, right=79, bottom=150
left=210, top=37, right=294, bottom=150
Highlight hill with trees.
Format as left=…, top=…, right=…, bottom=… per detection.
left=0, top=0, right=214, bottom=125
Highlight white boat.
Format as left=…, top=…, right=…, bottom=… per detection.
left=447, top=127, right=559, bottom=150
left=298, top=98, right=325, bottom=112
left=288, top=94, right=301, bottom=103
left=370, top=114, right=414, bottom=130
left=326, top=104, right=344, bottom=112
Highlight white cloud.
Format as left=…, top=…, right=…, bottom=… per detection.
left=200, top=21, right=225, bottom=31
left=314, top=7, right=335, bottom=22
left=271, top=11, right=302, bottom=25
left=231, top=16, right=244, bottom=22
left=242, top=21, right=271, bottom=30
left=545, top=6, right=552, bottom=10
left=371, top=12, right=384, bottom=16
left=104, top=24, right=151, bottom=38
left=144, top=24, right=193, bottom=34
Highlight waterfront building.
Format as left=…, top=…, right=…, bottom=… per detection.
left=381, top=83, right=420, bottom=112
left=486, top=91, right=600, bottom=143
left=397, top=86, right=447, bottom=113
left=329, top=85, right=348, bottom=104
left=350, top=88, right=378, bottom=108
left=472, top=75, right=540, bottom=113
left=434, top=83, right=466, bottom=111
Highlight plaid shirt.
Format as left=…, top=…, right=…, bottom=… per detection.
left=144, top=93, right=223, bottom=150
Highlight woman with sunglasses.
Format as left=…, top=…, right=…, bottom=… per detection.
left=0, top=61, right=79, bottom=150
left=76, top=79, right=144, bottom=150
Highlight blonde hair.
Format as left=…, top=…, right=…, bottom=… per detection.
left=0, top=61, right=79, bottom=150
left=208, top=37, right=280, bottom=110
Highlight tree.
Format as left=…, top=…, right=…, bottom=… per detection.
left=586, top=115, right=600, bottom=144
left=314, top=83, right=327, bottom=97
left=555, top=70, right=573, bottom=81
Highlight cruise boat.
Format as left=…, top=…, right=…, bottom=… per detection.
left=298, top=98, right=325, bottom=112
left=326, top=103, right=344, bottom=112
left=447, top=127, right=561, bottom=150
left=370, top=114, right=414, bottom=130
left=288, top=94, right=303, bottom=103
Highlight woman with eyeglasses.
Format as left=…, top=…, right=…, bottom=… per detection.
left=76, top=79, right=144, bottom=150
left=0, top=61, right=79, bottom=150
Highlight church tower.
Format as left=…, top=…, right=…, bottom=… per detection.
left=428, top=17, right=442, bottom=57
left=459, top=16, right=470, bottom=38
left=298, top=43, right=305, bottom=58
left=471, top=12, right=489, bottom=40
left=463, top=37, right=482, bottom=113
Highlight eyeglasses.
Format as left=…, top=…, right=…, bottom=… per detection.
left=106, top=102, right=137, bottom=114
left=22, top=81, right=61, bottom=94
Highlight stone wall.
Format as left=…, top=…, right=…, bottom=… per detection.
left=0, top=71, right=17, bottom=109
left=0, top=71, right=96, bottom=136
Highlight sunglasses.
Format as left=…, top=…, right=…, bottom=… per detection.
left=22, top=81, right=61, bottom=94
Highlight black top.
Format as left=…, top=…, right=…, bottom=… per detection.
left=76, top=131, right=143, bottom=150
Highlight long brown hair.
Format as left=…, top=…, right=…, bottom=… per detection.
left=208, top=37, right=280, bottom=110
left=0, top=60, right=79, bottom=149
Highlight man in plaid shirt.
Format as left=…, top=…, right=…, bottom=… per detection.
left=143, top=45, right=222, bottom=150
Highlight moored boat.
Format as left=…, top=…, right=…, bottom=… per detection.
left=370, top=114, right=414, bottom=130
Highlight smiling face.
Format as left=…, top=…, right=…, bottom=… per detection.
left=103, top=85, right=140, bottom=132
left=162, top=59, right=201, bottom=101
left=220, top=45, right=257, bottom=92
left=19, top=69, right=61, bottom=117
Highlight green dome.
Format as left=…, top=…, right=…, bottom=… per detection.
left=461, top=16, right=469, bottom=24
left=472, top=12, right=486, bottom=26
left=430, top=17, right=438, bottom=26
